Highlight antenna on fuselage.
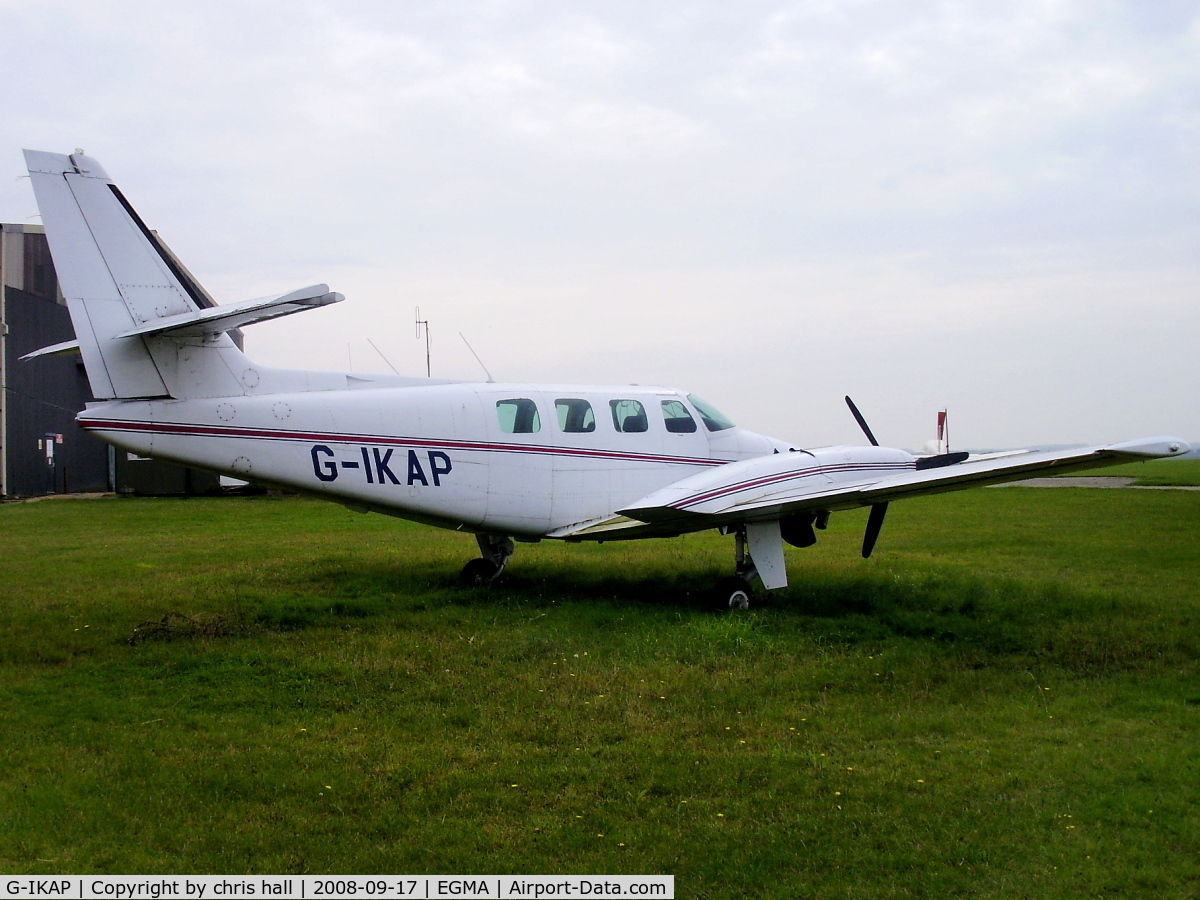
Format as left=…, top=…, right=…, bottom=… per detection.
left=367, top=338, right=401, bottom=376
left=460, top=333, right=495, bottom=383
left=415, top=307, right=431, bottom=378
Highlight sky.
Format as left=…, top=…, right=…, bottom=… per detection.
left=2, top=0, right=1197, bottom=450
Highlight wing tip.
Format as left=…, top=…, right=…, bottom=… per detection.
left=1104, top=437, right=1191, bottom=458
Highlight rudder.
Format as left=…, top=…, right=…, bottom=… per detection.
left=24, top=150, right=244, bottom=399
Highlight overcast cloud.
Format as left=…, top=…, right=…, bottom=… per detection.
left=2, top=0, right=1197, bottom=449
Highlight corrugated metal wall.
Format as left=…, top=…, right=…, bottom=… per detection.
left=1, top=225, right=222, bottom=498
left=3, top=282, right=111, bottom=495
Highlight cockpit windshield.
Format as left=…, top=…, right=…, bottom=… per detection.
left=687, top=394, right=736, bottom=432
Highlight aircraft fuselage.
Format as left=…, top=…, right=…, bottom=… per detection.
left=80, top=382, right=788, bottom=538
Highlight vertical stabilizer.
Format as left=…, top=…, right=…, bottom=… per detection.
left=23, top=150, right=247, bottom=400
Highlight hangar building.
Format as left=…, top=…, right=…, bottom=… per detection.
left=1, top=223, right=221, bottom=498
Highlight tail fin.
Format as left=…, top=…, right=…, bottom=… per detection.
left=23, top=150, right=316, bottom=401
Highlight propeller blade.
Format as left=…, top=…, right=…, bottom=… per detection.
left=845, top=396, right=879, bottom=446
left=862, top=502, right=888, bottom=558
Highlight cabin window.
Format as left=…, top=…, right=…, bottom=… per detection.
left=496, top=398, right=541, bottom=434
left=556, top=399, right=596, bottom=433
left=661, top=399, right=698, bottom=433
left=687, top=394, right=736, bottom=432
left=610, top=399, right=648, bottom=433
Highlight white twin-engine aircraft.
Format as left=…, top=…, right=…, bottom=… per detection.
left=21, top=150, right=1191, bottom=608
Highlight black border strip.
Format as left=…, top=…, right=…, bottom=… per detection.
left=107, top=183, right=214, bottom=309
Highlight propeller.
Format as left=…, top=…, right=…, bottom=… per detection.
left=845, top=396, right=887, bottom=556
left=844, top=395, right=879, bottom=446
left=862, top=502, right=888, bottom=558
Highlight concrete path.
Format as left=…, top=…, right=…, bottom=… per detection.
left=997, top=477, right=1200, bottom=490
left=3, top=492, right=115, bottom=504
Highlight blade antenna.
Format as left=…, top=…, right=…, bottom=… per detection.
left=845, top=396, right=879, bottom=446
left=459, top=333, right=495, bottom=383
left=366, top=338, right=401, bottom=375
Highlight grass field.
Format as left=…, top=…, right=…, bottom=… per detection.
left=1, top=487, right=1198, bottom=897
left=1054, top=457, right=1200, bottom=486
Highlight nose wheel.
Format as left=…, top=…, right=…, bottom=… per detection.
left=459, top=533, right=514, bottom=587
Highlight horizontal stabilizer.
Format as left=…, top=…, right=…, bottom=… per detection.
left=19, top=339, right=82, bottom=361
left=115, top=285, right=342, bottom=340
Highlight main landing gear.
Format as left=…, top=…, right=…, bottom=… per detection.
left=713, top=527, right=757, bottom=611
left=714, top=575, right=754, bottom=611
left=713, top=513, right=828, bottom=611
left=459, top=533, right=514, bottom=586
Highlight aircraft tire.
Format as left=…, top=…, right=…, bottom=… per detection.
left=460, top=558, right=501, bottom=587
left=714, top=576, right=753, bottom=611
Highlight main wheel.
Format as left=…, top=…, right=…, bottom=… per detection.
left=459, top=557, right=501, bottom=587
left=714, top=576, right=753, bottom=611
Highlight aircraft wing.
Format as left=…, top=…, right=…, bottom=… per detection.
left=554, top=436, right=1189, bottom=539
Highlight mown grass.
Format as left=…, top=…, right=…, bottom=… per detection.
left=1, top=489, right=1198, bottom=897
left=1053, top=457, right=1200, bottom=486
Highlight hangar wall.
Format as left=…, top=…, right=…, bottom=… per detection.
left=0, top=224, right=111, bottom=497
left=0, top=224, right=220, bottom=498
